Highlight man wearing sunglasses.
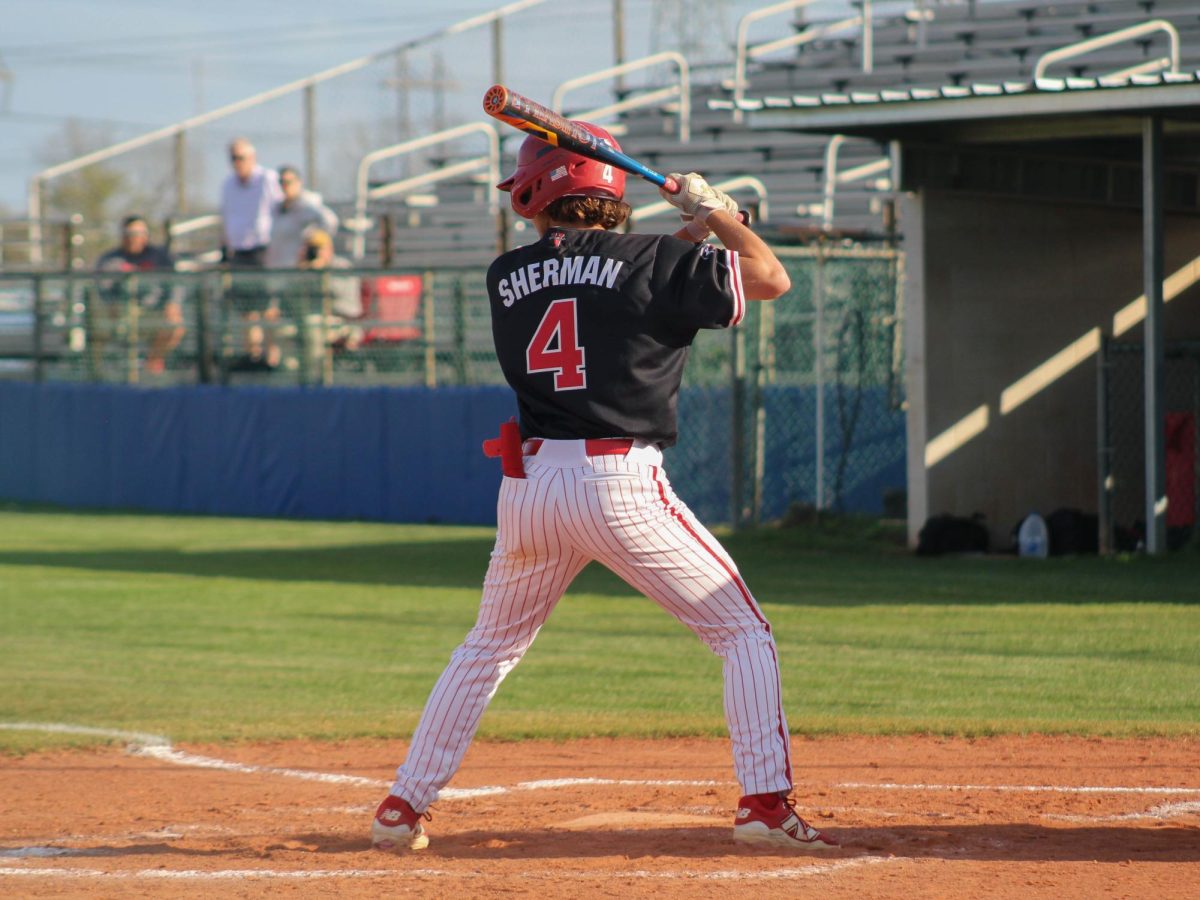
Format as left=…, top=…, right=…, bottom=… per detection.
left=219, top=137, right=282, bottom=268
left=220, top=137, right=285, bottom=369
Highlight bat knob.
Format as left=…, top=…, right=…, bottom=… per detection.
left=661, top=176, right=681, bottom=194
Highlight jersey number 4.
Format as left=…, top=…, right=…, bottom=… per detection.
left=526, top=298, right=586, bottom=391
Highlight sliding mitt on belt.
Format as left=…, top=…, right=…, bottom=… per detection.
left=482, top=417, right=525, bottom=479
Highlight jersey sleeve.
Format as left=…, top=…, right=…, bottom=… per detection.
left=655, top=238, right=746, bottom=331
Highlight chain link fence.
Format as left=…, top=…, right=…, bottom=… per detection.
left=1, top=244, right=905, bottom=525
left=670, top=244, right=905, bottom=524
left=0, top=267, right=501, bottom=388
left=1099, top=339, right=1200, bottom=552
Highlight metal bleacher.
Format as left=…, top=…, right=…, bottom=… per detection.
left=349, top=182, right=502, bottom=269
left=15, top=1, right=1200, bottom=272
left=354, top=0, right=1200, bottom=265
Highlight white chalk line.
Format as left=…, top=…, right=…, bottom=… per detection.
left=5, top=722, right=1197, bottom=882
left=832, top=781, right=1200, bottom=796
left=0, top=856, right=894, bottom=882
left=1041, top=800, right=1200, bottom=823
left=5, top=722, right=1199, bottom=800
left=135, top=750, right=727, bottom=799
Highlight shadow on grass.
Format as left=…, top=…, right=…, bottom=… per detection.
left=0, top=542, right=497, bottom=591
left=1, top=538, right=1198, bottom=605
left=1, top=503, right=1197, bottom=604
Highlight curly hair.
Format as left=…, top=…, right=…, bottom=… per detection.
left=543, top=196, right=631, bottom=230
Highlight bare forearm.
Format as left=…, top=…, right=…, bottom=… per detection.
left=705, top=210, right=790, bottom=301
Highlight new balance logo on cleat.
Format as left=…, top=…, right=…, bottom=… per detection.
left=732, top=792, right=839, bottom=851
left=371, top=794, right=431, bottom=853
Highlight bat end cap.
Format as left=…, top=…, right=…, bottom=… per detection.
left=483, top=84, right=508, bottom=114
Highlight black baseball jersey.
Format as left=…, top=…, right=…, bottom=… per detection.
left=487, top=227, right=746, bottom=447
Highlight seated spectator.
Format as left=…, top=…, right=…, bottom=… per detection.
left=298, top=227, right=363, bottom=352
left=230, top=292, right=282, bottom=371
left=94, top=215, right=185, bottom=375
left=265, top=166, right=338, bottom=269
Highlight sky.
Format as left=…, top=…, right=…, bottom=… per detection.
left=0, top=0, right=860, bottom=217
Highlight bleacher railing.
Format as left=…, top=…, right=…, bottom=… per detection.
left=630, top=177, right=771, bottom=225
left=1034, top=19, right=1181, bottom=81
left=350, top=123, right=501, bottom=261
left=552, top=52, right=692, bottom=142
left=732, top=0, right=875, bottom=123
left=25, top=0, right=550, bottom=265
left=0, top=217, right=87, bottom=272
left=165, top=215, right=224, bottom=267
left=822, top=136, right=893, bottom=231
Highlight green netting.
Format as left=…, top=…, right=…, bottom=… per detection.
left=3, top=244, right=905, bottom=523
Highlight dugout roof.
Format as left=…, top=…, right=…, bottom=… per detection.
left=731, top=71, right=1200, bottom=555
left=722, top=72, right=1200, bottom=145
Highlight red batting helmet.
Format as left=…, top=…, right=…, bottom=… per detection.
left=496, top=122, right=626, bottom=218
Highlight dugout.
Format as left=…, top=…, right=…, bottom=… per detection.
left=752, top=75, right=1200, bottom=553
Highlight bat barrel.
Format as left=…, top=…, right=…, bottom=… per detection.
left=483, top=85, right=752, bottom=227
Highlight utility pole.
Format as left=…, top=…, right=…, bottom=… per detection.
left=381, top=51, right=458, bottom=179
left=190, top=57, right=205, bottom=210
left=395, top=53, right=411, bottom=144
left=0, top=55, right=13, bottom=113
left=613, top=0, right=626, bottom=94
left=651, top=0, right=732, bottom=61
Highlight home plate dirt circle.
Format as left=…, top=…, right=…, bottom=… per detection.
left=0, top=728, right=1196, bottom=898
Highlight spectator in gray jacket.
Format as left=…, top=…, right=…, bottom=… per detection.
left=265, top=166, right=339, bottom=269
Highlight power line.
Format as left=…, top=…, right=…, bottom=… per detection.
left=3, top=4, right=613, bottom=64
left=0, top=11, right=481, bottom=57
left=0, top=111, right=155, bottom=129
left=9, top=30, right=413, bottom=66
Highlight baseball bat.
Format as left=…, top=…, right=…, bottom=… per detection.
left=483, top=84, right=750, bottom=224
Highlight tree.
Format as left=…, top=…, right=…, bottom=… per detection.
left=38, top=120, right=174, bottom=231
left=39, top=120, right=128, bottom=226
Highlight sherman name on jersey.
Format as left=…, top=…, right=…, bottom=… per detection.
left=487, top=227, right=746, bottom=447
left=497, top=254, right=625, bottom=306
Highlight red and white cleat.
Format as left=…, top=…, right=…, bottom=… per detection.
left=733, top=792, right=839, bottom=850
left=371, top=794, right=431, bottom=852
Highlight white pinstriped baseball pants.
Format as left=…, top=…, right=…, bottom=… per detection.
left=389, top=438, right=793, bottom=811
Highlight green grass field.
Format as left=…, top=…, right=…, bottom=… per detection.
left=1, top=507, right=1198, bottom=753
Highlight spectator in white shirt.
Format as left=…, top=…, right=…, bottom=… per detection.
left=265, top=166, right=339, bottom=269
left=221, top=137, right=283, bottom=371
left=220, top=138, right=281, bottom=267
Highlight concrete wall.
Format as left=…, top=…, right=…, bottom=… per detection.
left=904, top=190, right=1200, bottom=548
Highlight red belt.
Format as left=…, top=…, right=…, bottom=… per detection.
left=523, top=438, right=634, bottom=456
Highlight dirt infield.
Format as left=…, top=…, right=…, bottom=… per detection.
left=1, top=733, right=1197, bottom=898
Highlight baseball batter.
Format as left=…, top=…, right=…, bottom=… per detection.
left=372, top=122, right=838, bottom=853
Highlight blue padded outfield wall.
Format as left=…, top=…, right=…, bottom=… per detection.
left=0, top=382, right=905, bottom=525
left=0, top=383, right=516, bottom=525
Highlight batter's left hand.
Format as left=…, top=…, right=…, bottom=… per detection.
left=662, top=173, right=738, bottom=222
left=677, top=187, right=739, bottom=236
